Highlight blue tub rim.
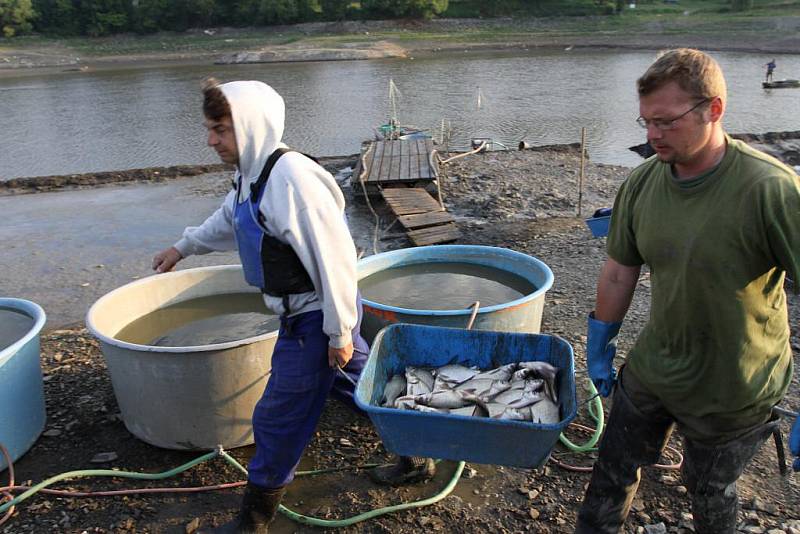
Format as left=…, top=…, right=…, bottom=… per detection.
left=357, top=245, right=554, bottom=316
left=86, top=264, right=279, bottom=354
left=0, top=298, right=47, bottom=368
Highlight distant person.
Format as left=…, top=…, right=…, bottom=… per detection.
left=576, top=48, right=800, bottom=533
left=766, top=58, right=776, bottom=82
left=152, top=79, right=433, bottom=533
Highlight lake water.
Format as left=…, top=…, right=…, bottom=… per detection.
left=359, top=261, right=536, bottom=310
left=2, top=48, right=798, bottom=180
left=0, top=308, right=34, bottom=351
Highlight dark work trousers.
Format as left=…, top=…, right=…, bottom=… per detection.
left=247, top=298, right=370, bottom=489
left=575, top=366, right=778, bottom=534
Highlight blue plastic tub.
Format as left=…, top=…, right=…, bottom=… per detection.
left=357, top=245, right=554, bottom=344
left=355, top=324, right=577, bottom=468
left=585, top=215, right=611, bottom=238
left=0, top=298, right=47, bottom=471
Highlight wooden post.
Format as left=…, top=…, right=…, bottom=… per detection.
left=578, top=127, right=586, bottom=217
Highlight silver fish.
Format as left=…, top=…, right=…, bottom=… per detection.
left=472, top=363, right=516, bottom=382
left=406, top=366, right=434, bottom=396
left=491, top=406, right=530, bottom=421
left=435, top=364, right=479, bottom=385
left=381, top=374, right=407, bottom=407
left=493, top=386, right=535, bottom=406
left=517, top=361, right=558, bottom=378
left=414, top=404, right=447, bottom=414
left=394, top=395, right=419, bottom=410
left=416, top=389, right=472, bottom=409
left=450, top=405, right=480, bottom=417
left=432, top=376, right=455, bottom=391
left=529, top=398, right=560, bottom=424
left=514, top=362, right=558, bottom=403
left=504, top=389, right=546, bottom=409
left=455, top=378, right=512, bottom=401
left=485, top=402, right=508, bottom=419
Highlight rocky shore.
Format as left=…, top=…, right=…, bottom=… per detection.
left=2, top=15, right=800, bottom=75
left=1, top=143, right=798, bottom=533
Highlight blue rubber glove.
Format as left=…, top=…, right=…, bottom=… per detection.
left=790, top=414, right=800, bottom=472
left=586, top=312, right=622, bottom=397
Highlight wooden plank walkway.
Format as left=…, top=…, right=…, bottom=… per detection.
left=380, top=187, right=460, bottom=246
left=354, top=138, right=459, bottom=246
left=407, top=224, right=461, bottom=247
left=355, top=139, right=437, bottom=186
left=382, top=188, right=443, bottom=216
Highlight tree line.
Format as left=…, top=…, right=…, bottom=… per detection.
left=0, top=0, right=761, bottom=39
left=0, top=0, right=449, bottom=37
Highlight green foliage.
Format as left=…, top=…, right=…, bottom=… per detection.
left=320, top=0, right=348, bottom=19
left=362, top=0, right=447, bottom=18
left=0, top=0, right=36, bottom=37
left=34, top=0, right=79, bottom=34
left=730, top=0, right=754, bottom=10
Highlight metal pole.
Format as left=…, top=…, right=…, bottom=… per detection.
left=578, top=127, right=586, bottom=217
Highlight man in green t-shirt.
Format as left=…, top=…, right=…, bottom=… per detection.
left=576, top=49, right=800, bottom=533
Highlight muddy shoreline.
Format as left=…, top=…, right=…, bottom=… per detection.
left=3, top=132, right=799, bottom=196
left=2, top=16, right=800, bottom=77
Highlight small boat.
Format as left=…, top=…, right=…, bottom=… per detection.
left=763, top=79, right=800, bottom=89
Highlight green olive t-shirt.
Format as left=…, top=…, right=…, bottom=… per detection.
left=608, top=137, right=800, bottom=422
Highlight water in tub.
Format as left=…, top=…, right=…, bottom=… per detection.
left=0, top=308, right=35, bottom=351
left=115, top=293, right=280, bottom=347
left=359, top=262, right=536, bottom=310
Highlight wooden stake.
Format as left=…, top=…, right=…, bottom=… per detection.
left=578, top=127, right=586, bottom=217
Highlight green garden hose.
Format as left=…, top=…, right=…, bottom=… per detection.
left=558, top=378, right=605, bottom=453
left=0, top=448, right=466, bottom=528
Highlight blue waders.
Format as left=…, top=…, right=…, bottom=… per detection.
left=247, top=295, right=369, bottom=489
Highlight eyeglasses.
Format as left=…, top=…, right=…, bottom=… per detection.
left=636, top=98, right=710, bottom=130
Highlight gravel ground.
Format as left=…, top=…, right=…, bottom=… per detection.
left=1, top=146, right=798, bottom=533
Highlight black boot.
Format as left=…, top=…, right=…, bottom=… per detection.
left=203, top=482, right=285, bottom=534
left=368, top=456, right=436, bottom=486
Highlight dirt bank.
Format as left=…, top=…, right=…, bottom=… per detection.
left=2, top=146, right=798, bottom=533
left=2, top=16, right=800, bottom=76
left=0, top=156, right=357, bottom=196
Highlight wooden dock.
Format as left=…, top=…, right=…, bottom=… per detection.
left=355, top=139, right=460, bottom=246
left=354, top=139, right=437, bottom=186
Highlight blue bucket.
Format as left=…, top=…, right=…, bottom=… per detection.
left=0, top=298, right=47, bottom=471
left=357, top=245, right=554, bottom=344
left=585, top=215, right=611, bottom=238
left=355, top=324, right=577, bottom=468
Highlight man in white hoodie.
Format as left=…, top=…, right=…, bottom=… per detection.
left=153, top=80, right=433, bottom=533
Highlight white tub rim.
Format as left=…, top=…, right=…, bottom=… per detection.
left=0, top=298, right=47, bottom=367
left=86, top=264, right=279, bottom=354
left=357, top=245, right=554, bottom=316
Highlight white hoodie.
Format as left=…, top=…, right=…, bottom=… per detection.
left=174, top=81, right=357, bottom=349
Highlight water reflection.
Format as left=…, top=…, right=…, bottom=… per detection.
left=1, top=48, right=798, bottom=179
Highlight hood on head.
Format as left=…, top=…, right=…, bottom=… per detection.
left=219, top=81, right=285, bottom=183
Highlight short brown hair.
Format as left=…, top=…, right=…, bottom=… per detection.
left=637, top=48, right=727, bottom=103
left=202, top=77, right=231, bottom=120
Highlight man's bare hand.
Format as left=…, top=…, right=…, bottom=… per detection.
left=328, top=342, right=354, bottom=369
left=152, top=247, right=183, bottom=273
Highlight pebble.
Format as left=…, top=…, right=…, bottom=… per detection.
left=645, top=524, right=668, bottom=534
left=90, top=451, right=118, bottom=463
left=43, top=429, right=62, bottom=437
left=462, top=466, right=478, bottom=479
left=528, top=507, right=540, bottom=519
left=185, top=518, right=200, bottom=533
